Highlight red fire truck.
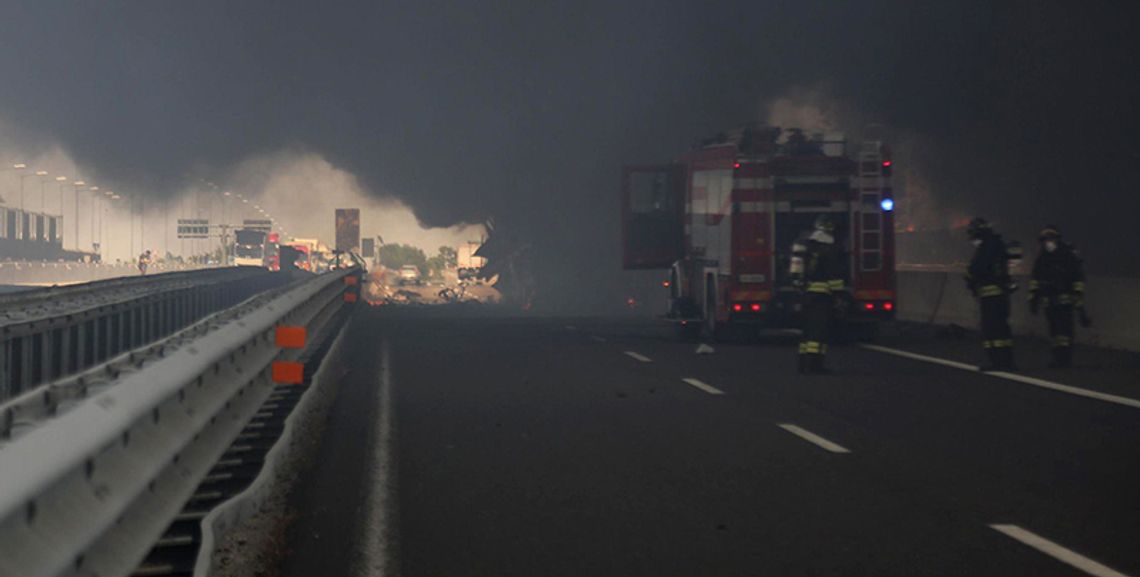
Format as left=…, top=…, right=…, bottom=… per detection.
left=621, top=125, right=896, bottom=339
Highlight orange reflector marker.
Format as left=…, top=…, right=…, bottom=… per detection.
left=344, top=275, right=359, bottom=286
left=272, top=361, right=305, bottom=384
left=275, top=326, right=307, bottom=349
left=344, top=292, right=359, bottom=303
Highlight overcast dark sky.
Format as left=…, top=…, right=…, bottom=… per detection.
left=2, top=1, right=1137, bottom=302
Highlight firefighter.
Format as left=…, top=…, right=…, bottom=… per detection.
left=965, top=218, right=1016, bottom=370
left=791, top=215, right=844, bottom=374
left=1029, top=225, right=1091, bottom=368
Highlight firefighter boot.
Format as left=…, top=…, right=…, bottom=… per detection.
left=811, top=354, right=833, bottom=375
left=1000, top=347, right=1018, bottom=371
left=980, top=349, right=1002, bottom=372
left=1050, top=346, right=1072, bottom=369
left=798, top=353, right=811, bottom=374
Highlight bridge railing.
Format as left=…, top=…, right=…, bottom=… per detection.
left=0, top=267, right=288, bottom=401
left=0, top=267, right=361, bottom=577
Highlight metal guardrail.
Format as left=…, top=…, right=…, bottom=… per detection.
left=0, top=261, right=216, bottom=288
left=0, top=267, right=288, bottom=401
left=0, top=268, right=362, bottom=577
left=0, top=266, right=229, bottom=307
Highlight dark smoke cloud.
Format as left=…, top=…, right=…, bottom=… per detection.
left=2, top=1, right=1137, bottom=307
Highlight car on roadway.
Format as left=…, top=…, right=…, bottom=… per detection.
left=398, top=265, right=422, bottom=286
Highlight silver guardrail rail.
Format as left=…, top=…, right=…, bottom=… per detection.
left=0, top=267, right=362, bottom=577
left=0, top=267, right=287, bottom=401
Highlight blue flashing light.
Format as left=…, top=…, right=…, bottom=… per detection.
left=880, top=198, right=895, bottom=212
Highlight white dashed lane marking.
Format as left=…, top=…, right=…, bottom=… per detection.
left=777, top=423, right=851, bottom=454
left=990, top=524, right=1133, bottom=577
left=681, top=377, right=724, bottom=395
left=623, top=351, right=652, bottom=363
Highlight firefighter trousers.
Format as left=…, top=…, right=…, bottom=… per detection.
left=980, top=294, right=1014, bottom=369
left=1046, top=304, right=1075, bottom=367
left=799, top=293, right=833, bottom=373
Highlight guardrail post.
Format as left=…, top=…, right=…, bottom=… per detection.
left=110, top=313, right=121, bottom=356
left=19, top=336, right=32, bottom=395
left=1, top=339, right=10, bottom=400
left=38, top=330, right=51, bottom=385
left=99, top=316, right=111, bottom=362
left=141, top=302, right=152, bottom=344
left=148, top=301, right=157, bottom=343
left=84, top=320, right=96, bottom=367
left=135, top=305, right=144, bottom=348
left=67, top=325, right=79, bottom=374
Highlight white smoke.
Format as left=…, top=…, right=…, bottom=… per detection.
left=764, top=89, right=838, bottom=137
left=0, top=121, right=117, bottom=257
left=220, top=150, right=485, bottom=254
left=4, top=117, right=484, bottom=264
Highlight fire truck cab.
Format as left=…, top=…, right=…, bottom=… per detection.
left=621, top=125, right=896, bottom=339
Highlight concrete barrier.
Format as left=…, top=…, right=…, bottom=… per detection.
left=897, top=270, right=1140, bottom=352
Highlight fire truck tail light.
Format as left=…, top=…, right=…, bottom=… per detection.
left=750, top=303, right=762, bottom=312
left=732, top=303, right=743, bottom=312
left=882, top=160, right=892, bottom=167
left=733, top=162, right=741, bottom=169
left=883, top=302, right=894, bottom=311
left=864, top=302, right=876, bottom=311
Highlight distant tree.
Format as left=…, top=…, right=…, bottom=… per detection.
left=378, top=243, right=428, bottom=272
left=438, top=245, right=458, bottom=268
left=425, top=254, right=446, bottom=278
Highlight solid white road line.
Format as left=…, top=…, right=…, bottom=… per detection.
left=624, top=351, right=652, bottom=362
left=860, top=343, right=979, bottom=371
left=777, top=423, right=851, bottom=454
left=681, top=377, right=725, bottom=395
left=591, top=335, right=607, bottom=342
left=357, top=340, right=397, bottom=577
left=987, top=371, right=1140, bottom=410
left=862, top=344, right=1140, bottom=410
left=564, top=324, right=578, bottom=331
left=990, top=524, right=1132, bottom=577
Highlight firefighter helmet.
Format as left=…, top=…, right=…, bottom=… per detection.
left=1038, top=225, right=1062, bottom=241
left=813, top=215, right=835, bottom=234
left=967, top=217, right=991, bottom=240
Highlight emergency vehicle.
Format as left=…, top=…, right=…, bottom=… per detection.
left=621, top=124, right=896, bottom=338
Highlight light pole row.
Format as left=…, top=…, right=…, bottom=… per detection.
left=5, top=162, right=137, bottom=260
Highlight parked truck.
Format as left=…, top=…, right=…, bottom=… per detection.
left=233, top=228, right=268, bottom=267
left=456, top=241, right=486, bottom=281
left=621, top=124, right=897, bottom=339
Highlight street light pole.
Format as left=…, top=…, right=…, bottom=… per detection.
left=72, top=180, right=86, bottom=253
left=103, top=191, right=114, bottom=258
left=109, top=193, right=120, bottom=261
left=54, top=176, right=67, bottom=248
left=34, top=171, right=48, bottom=241
left=12, top=164, right=28, bottom=211
left=127, top=195, right=135, bottom=258
left=36, top=171, right=48, bottom=212
left=89, top=187, right=99, bottom=253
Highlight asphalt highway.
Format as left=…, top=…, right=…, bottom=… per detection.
left=282, top=308, right=1140, bottom=577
